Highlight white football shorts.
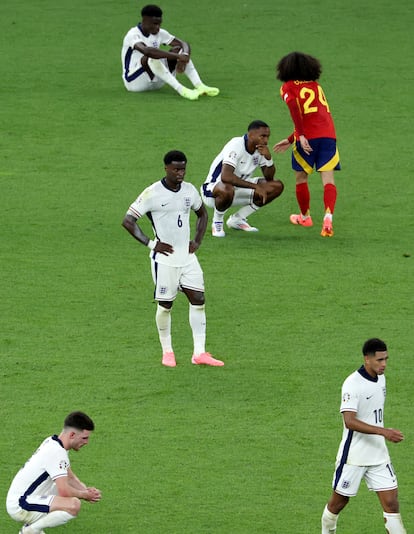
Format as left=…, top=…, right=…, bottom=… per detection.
left=151, top=255, right=204, bottom=301
left=201, top=177, right=259, bottom=208
left=333, top=461, right=398, bottom=497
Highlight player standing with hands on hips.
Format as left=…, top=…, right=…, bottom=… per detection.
left=321, top=338, right=406, bottom=534
left=273, top=52, right=340, bottom=237
left=122, top=150, right=224, bottom=368
left=6, top=411, right=101, bottom=534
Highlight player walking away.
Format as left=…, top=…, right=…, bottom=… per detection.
left=122, top=150, right=224, bottom=368
left=6, top=412, right=101, bottom=534
left=321, top=338, right=407, bottom=534
left=273, top=52, right=340, bottom=237
left=201, top=120, right=284, bottom=237
left=121, top=4, right=219, bottom=101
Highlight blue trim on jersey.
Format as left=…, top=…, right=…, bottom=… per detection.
left=243, top=134, right=250, bottom=152
left=52, top=434, right=64, bottom=448
left=19, top=471, right=50, bottom=513
left=124, top=47, right=146, bottom=82
left=202, top=161, right=222, bottom=198
left=357, top=365, right=378, bottom=382
left=333, top=429, right=353, bottom=490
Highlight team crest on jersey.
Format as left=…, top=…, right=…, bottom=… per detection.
left=341, top=480, right=351, bottom=489
left=342, top=392, right=351, bottom=403
left=159, top=286, right=167, bottom=295
left=184, top=197, right=191, bottom=208
left=253, top=156, right=260, bottom=166
left=59, top=460, right=69, bottom=469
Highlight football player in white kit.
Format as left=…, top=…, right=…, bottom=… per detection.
left=201, top=120, right=284, bottom=237
left=6, top=412, right=101, bottom=534
left=122, top=150, right=224, bottom=368
left=321, top=338, right=406, bottom=534
left=121, top=4, right=219, bottom=101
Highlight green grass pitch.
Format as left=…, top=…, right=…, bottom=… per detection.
left=1, top=0, right=413, bottom=532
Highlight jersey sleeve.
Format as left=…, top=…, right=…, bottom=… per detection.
left=190, top=184, right=203, bottom=211
left=159, top=28, right=175, bottom=46
left=221, top=138, right=242, bottom=169
left=46, top=446, right=70, bottom=480
left=340, top=377, right=359, bottom=413
left=127, top=185, right=154, bottom=218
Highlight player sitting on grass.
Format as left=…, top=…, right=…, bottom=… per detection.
left=121, top=4, right=219, bottom=101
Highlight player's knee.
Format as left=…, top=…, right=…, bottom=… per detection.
left=214, top=183, right=234, bottom=206
left=68, top=497, right=81, bottom=516
left=268, top=179, right=284, bottom=200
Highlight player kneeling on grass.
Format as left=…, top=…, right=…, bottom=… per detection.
left=321, top=338, right=407, bottom=534
left=201, top=120, right=284, bottom=237
left=6, top=411, right=101, bottom=534
left=122, top=150, right=224, bottom=368
left=121, top=4, right=219, bottom=101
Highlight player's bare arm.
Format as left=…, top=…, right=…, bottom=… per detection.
left=221, top=164, right=267, bottom=203
left=343, top=411, right=404, bottom=442
left=273, top=139, right=292, bottom=153
left=122, top=214, right=173, bottom=255
left=134, top=42, right=188, bottom=64
left=189, top=205, right=208, bottom=253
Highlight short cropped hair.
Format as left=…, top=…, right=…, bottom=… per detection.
left=362, top=338, right=387, bottom=356
left=276, top=52, right=322, bottom=82
left=141, top=4, right=163, bottom=17
left=64, top=411, right=95, bottom=431
left=163, top=150, right=187, bottom=165
left=247, top=120, right=269, bottom=131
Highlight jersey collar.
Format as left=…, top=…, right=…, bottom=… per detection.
left=137, top=23, right=150, bottom=37
left=161, top=177, right=181, bottom=192
left=52, top=434, right=65, bottom=448
left=357, top=365, right=378, bottom=382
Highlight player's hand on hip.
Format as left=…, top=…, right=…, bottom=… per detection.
left=189, top=240, right=200, bottom=254
left=155, top=241, right=174, bottom=256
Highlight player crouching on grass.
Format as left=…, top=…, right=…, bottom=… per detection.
left=6, top=411, right=101, bottom=534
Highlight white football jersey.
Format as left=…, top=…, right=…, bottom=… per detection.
left=121, top=24, right=175, bottom=82
left=127, top=179, right=203, bottom=267
left=202, top=135, right=269, bottom=191
left=7, top=435, right=69, bottom=503
left=336, top=366, right=389, bottom=466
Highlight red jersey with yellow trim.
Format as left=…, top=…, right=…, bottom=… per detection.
left=280, top=80, right=336, bottom=140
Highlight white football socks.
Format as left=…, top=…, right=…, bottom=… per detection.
left=213, top=208, right=226, bottom=222
left=156, top=304, right=172, bottom=353
left=383, top=512, right=406, bottom=534
left=321, top=505, right=338, bottom=533
left=30, top=511, right=75, bottom=529
left=147, top=58, right=182, bottom=92
left=235, top=203, right=259, bottom=220
left=189, top=304, right=206, bottom=355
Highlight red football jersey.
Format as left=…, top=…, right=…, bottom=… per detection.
left=280, top=80, right=336, bottom=140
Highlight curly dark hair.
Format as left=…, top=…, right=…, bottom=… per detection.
left=276, top=52, right=322, bottom=82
